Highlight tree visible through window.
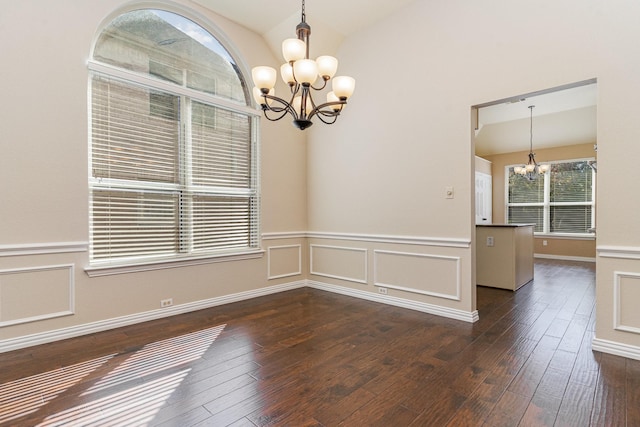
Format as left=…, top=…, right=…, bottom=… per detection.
left=507, top=160, right=595, bottom=234
left=89, top=9, right=259, bottom=265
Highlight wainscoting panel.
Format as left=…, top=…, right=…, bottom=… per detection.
left=0, top=264, right=75, bottom=327
left=267, top=244, right=302, bottom=280
left=374, top=250, right=460, bottom=301
left=614, top=271, right=640, bottom=334
left=310, top=245, right=367, bottom=284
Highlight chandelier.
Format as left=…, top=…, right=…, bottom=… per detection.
left=514, top=105, right=549, bottom=180
left=250, top=0, right=355, bottom=130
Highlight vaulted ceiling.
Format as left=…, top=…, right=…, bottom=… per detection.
left=193, top=0, right=416, bottom=58
left=193, top=1, right=597, bottom=156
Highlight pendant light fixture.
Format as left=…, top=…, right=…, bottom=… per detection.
left=251, top=0, right=355, bottom=130
left=514, top=105, right=549, bottom=180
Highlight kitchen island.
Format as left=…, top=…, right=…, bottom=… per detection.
left=476, top=224, right=534, bottom=291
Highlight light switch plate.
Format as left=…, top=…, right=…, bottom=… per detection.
left=445, top=186, right=454, bottom=199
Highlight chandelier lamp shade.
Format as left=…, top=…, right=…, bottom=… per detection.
left=514, top=105, right=549, bottom=180
left=251, top=0, right=355, bottom=130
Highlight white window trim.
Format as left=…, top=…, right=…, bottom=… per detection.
left=85, top=249, right=265, bottom=277
left=86, top=12, right=262, bottom=271
left=504, top=157, right=596, bottom=239
left=87, top=60, right=258, bottom=117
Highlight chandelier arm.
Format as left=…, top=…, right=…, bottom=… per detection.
left=313, top=113, right=339, bottom=125
left=261, top=95, right=298, bottom=122
left=262, top=107, right=292, bottom=122
left=262, top=93, right=300, bottom=120
left=307, top=100, right=346, bottom=120
left=289, top=82, right=300, bottom=95
left=309, top=78, right=329, bottom=91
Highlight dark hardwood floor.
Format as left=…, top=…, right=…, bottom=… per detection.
left=1, top=259, right=638, bottom=426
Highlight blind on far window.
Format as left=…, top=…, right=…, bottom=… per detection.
left=508, top=206, right=544, bottom=232
left=550, top=161, right=592, bottom=203
left=550, top=206, right=593, bottom=233
left=506, top=160, right=594, bottom=235
left=508, top=171, right=544, bottom=203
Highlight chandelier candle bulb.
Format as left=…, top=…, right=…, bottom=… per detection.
left=316, top=55, right=338, bottom=79
left=332, top=76, right=356, bottom=99
left=293, top=59, right=319, bottom=85
left=327, top=91, right=342, bottom=112
left=280, top=63, right=295, bottom=86
left=293, top=95, right=313, bottom=112
left=252, top=66, right=276, bottom=91
left=253, top=87, right=274, bottom=106
left=282, top=38, right=306, bottom=62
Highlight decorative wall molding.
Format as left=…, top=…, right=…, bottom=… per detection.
left=0, top=264, right=75, bottom=327
left=261, top=232, right=307, bottom=240
left=534, top=254, right=596, bottom=263
left=310, top=244, right=368, bottom=284
left=592, top=337, right=640, bottom=361
left=613, top=271, right=640, bottom=334
left=307, top=231, right=471, bottom=248
left=373, top=250, right=461, bottom=301
left=597, top=245, right=640, bottom=260
left=0, top=242, right=88, bottom=257
left=308, top=280, right=478, bottom=323
left=267, top=244, right=302, bottom=280
left=0, top=280, right=306, bottom=354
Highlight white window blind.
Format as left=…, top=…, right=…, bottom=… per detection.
left=507, top=160, right=595, bottom=235
left=90, top=74, right=258, bottom=264
left=89, top=8, right=259, bottom=266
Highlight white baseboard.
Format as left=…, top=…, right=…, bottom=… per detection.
left=0, top=281, right=306, bottom=353
left=592, top=337, right=640, bottom=361
left=307, top=280, right=479, bottom=323
left=534, top=253, right=596, bottom=263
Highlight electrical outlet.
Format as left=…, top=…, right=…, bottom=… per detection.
left=486, top=236, right=494, bottom=247
left=378, top=287, right=388, bottom=295
left=160, top=298, right=173, bottom=308
left=543, top=240, right=548, bottom=246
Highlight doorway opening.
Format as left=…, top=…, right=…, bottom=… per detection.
left=471, top=79, right=597, bottom=303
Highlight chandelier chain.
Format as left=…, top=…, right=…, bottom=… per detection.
left=301, top=0, right=306, bottom=22
left=529, top=105, right=534, bottom=153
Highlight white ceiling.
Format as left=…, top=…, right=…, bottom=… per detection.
left=192, top=0, right=416, bottom=58
left=475, top=83, right=598, bottom=156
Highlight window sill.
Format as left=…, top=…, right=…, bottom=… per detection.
left=534, top=233, right=596, bottom=241
left=84, top=249, right=265, bottom=277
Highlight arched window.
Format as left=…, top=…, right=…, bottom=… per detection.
left=89, top=9, right=259, bottom=267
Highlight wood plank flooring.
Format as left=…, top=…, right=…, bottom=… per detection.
left=1, top=259, right=638, bottom=426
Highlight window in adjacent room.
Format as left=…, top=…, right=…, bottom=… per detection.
left=506, top=159, right=595, bottom=235
left=88, top=9, right=260, bottom=267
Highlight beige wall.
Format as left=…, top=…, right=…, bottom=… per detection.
left=482, top=143, right=596, bottom=260
left=3, top=0, right=640, bottom=360
left=0, top=0, right=308, bottom=344
left=307, top=0, right=640, bottom=357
